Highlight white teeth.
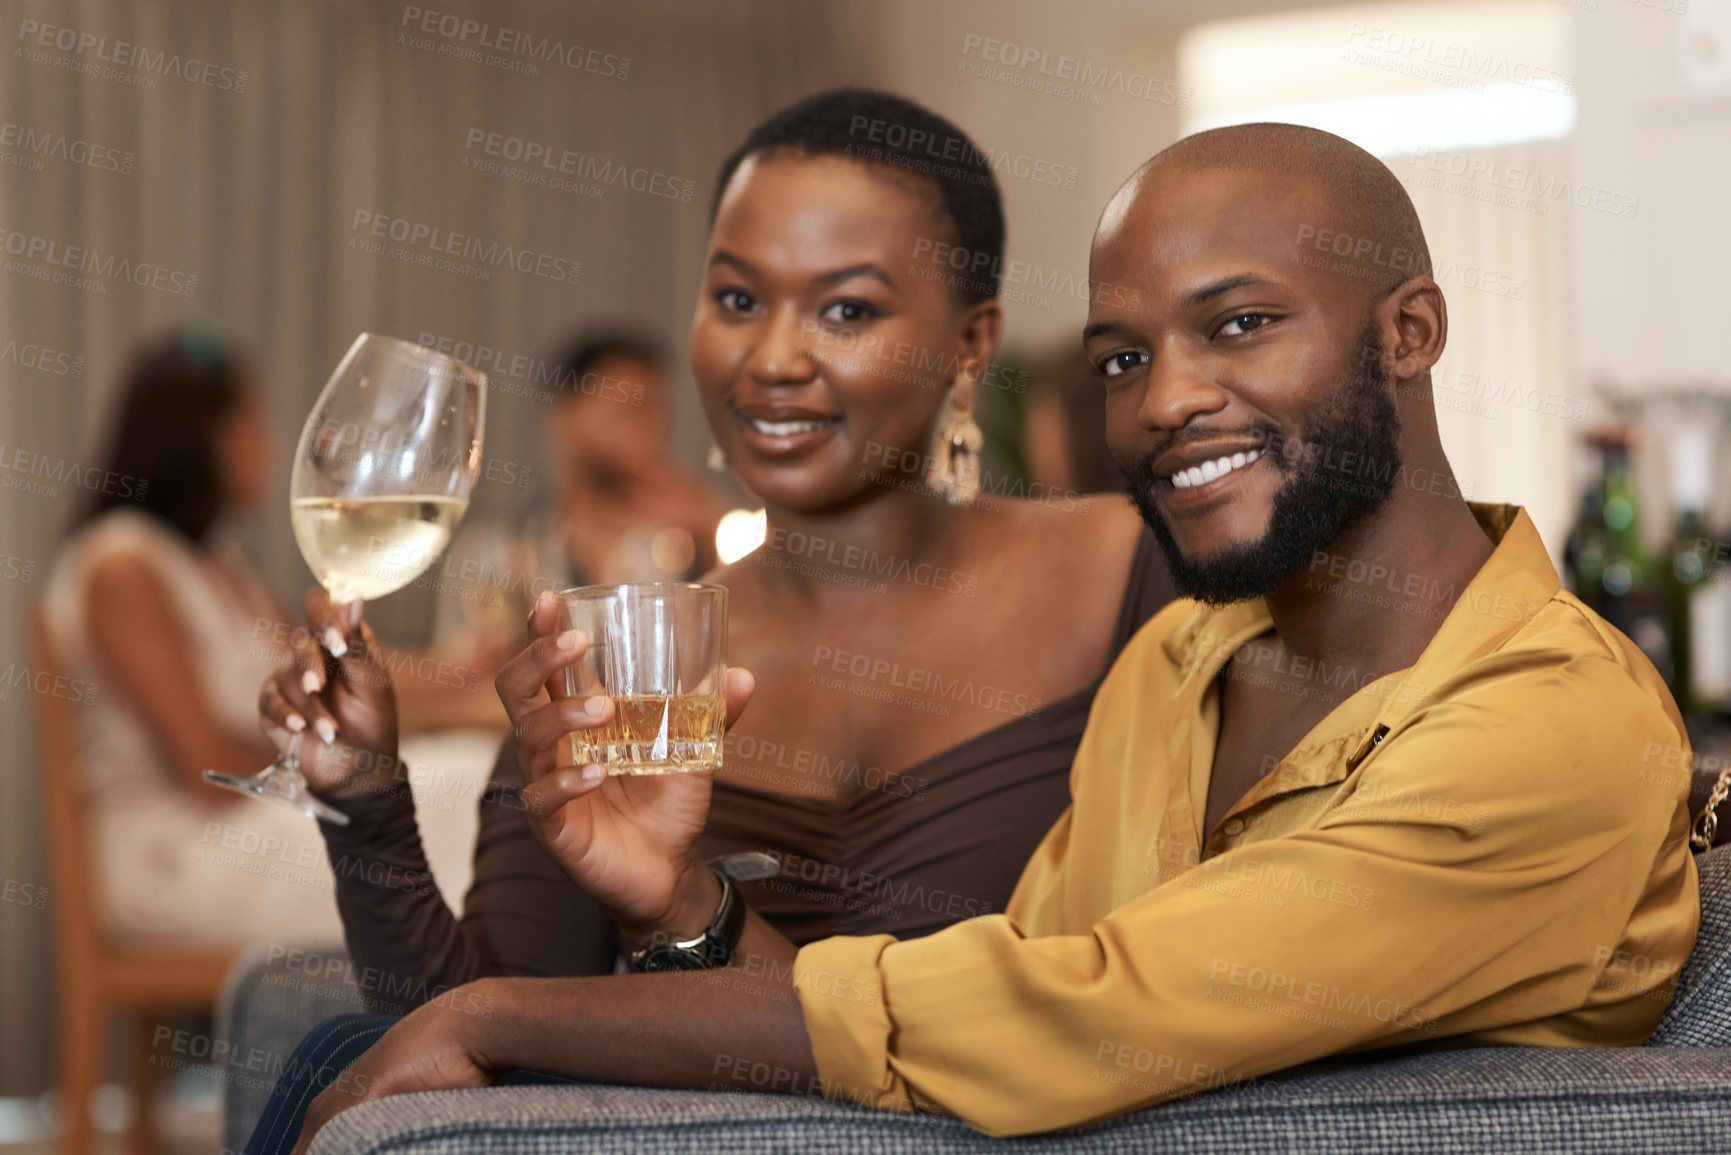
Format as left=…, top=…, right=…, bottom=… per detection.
left=749, top=418, right=830, bottom=437
left=1169, top=448, right=1261, bottom=490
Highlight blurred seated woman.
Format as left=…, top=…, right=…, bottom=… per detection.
left=256, top=88, right=1175, bottom=1022
left=43, top=325, right=343, bottom=945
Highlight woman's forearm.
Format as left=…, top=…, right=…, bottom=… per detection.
left=466, top=905, right=813, bottom=1090
left=320, top=779, right=484, bottom=1013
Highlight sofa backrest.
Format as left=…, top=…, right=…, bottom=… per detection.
left=1648, top=843, right=1731, bottom=1047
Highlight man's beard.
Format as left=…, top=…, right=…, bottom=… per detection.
left=1121, top=322, right=1403, bottom=606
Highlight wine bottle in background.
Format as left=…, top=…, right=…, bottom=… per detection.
left=1665, top=425, right=1731, bottom=718
left=1565, top=430, right=1672, bottom=681
left=1562, top=437, right=1608, bottom=600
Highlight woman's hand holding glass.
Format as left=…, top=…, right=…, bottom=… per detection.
left=257, top=589, right=403, bottom=800
left=217, top=333, right=486, bottom=822
left=495, top=590, right=755, bottom=945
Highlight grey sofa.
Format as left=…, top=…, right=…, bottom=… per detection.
left=218, top=844, right=1731, bottom=1154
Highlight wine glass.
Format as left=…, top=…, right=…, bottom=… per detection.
left=204, top=333, right=487, bottom=823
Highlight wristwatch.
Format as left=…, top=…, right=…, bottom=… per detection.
left=630, top=865, right=745, bottom=972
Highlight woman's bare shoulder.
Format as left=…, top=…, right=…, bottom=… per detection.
left=957, top=494, right=1148, bottom=617
left=979, top=491, right=1145, bottom=561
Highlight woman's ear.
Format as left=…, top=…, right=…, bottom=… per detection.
left=957, top=297, right=1005, bottom=373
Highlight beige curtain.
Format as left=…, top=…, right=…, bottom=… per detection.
left=1399, top=138, right=1578, bottom=556
left=0, top=0, right=861, bottom=1094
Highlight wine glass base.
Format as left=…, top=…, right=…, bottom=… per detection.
left=203, top=768, right=352, bottom=826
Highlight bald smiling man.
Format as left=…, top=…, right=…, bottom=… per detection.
left=270, top=125, right=1699, bottom=1147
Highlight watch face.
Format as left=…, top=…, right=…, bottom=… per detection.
left=637, top=946, right=709, bottom=972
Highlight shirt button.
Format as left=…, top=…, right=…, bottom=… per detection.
left=1223, top=818, right=1246, bottom=837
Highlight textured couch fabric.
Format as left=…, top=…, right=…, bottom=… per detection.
left=218, top=845, right=1731, bottom=1155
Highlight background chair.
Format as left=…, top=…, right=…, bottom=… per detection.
left=28, top=605, right=237, bottom=1155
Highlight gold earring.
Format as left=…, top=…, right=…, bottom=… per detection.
left=926, top=375, right=984, bottom=505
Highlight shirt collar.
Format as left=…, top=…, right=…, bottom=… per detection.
left=1161, top=503, right=1558, bottom=720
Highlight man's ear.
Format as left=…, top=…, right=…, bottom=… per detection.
left=1378, top=276, right=1447, bottom=381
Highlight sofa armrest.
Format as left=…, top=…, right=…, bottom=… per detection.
left=216, top=941, right=360, bottom=1155
left=309, top=1046, right=1731, bottom=1155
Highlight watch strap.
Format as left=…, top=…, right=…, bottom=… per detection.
left=631, top=865, right=744, bottom=971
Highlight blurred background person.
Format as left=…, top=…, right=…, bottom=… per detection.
left=41, top=324, right=344, bottom=945
left=432, top=330, right=723, bottom=658
left=1023, top=342, right=1124, bottom=497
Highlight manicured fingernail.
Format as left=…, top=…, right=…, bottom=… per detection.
left=585, top=696, right=608, bottom=718
left=557, top=629, right=582, bottom=651
left=324, top=628, right=348, bottom=658
left=301, top=670, right=320, bottom=694
left=315, top=718, right=336, bottom=744
left=581, top=764, right=604, bottom=783
left=285, top=714, right=306, bottom=732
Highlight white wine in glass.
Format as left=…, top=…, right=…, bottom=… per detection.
left=205, top=334, right=487, bottom=823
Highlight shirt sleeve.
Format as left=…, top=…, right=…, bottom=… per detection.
left=793, top=653, right=1698, bottom=1136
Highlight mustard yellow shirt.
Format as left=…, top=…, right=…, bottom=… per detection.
left=793, top=504, right=1700, bottom=1136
